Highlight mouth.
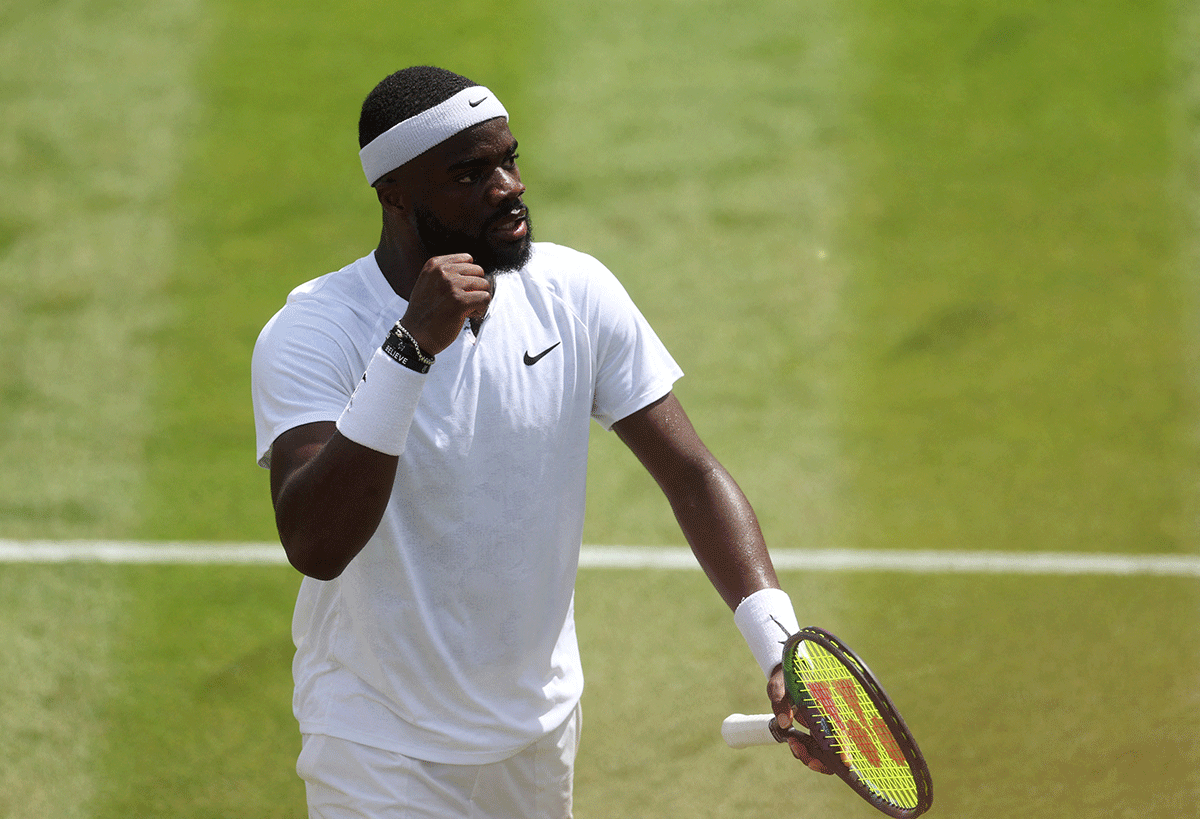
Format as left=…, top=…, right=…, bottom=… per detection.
left=487, top=203, right=530, bottom=242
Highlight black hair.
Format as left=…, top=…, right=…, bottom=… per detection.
left=358, top=66, right=478, bottom=149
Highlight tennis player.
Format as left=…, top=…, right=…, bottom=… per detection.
left=252, top=65, right=824, bottom=819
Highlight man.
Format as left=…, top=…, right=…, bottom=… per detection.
left=252, top=65, right=826, bottom=818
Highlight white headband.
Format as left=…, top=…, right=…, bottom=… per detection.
left=359, top=86, right=509, bottom=184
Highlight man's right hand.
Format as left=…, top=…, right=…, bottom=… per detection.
left=400, top=254, right=493, bottom=354
left=769, top=664, right=834, bottom=775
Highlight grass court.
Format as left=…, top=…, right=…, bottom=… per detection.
left=1, top=0, right=1197, bottom=816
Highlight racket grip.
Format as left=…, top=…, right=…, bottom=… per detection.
left=722, top=713, right=783, bottom=748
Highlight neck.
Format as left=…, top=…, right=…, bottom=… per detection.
left=373, top=224, right=423, bottom=301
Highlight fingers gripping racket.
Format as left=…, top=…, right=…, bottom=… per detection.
left=722, top=627, right=933, bottom=818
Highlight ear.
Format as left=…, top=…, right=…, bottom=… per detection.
left=374, top=177, right=407, bottom=212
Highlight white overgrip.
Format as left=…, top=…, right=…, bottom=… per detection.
left=721, top=713, right=779, bottom=748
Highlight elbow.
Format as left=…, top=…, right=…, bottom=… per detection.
left=279, top=529, right=356, bottom=581
left=293, top=556, right=346, bottom=582
left=272, top=474, right=385, bottom=581
left=285, top=545, right=349, bottom=581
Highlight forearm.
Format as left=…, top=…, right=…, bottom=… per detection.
left=272, top=319, right=437, bottom=579
left=274, top=430, right=397, bottom=580
left=613, top=393, right=799, bottom=680
left=666, top=459, right=780, bottom=609
left=612, top=394, right=780, bottom=609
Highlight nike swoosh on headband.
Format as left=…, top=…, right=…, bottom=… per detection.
left=359, top=86, right=508, bottom=184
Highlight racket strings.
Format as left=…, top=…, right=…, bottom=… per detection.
left=790, top=644, right=921, bottom=810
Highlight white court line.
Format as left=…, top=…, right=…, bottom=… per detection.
left=0, top=540, right=1198, bottom=577
left=580, top=546, right=1200, bottom=577
left=0, top=540, right=287, bottom=565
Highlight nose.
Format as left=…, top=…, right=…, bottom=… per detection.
left=488, top=166, right=525, bottom=204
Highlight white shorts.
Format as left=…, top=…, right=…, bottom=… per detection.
left=297, top=705, right=581, bottom=819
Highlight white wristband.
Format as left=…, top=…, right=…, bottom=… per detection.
left=335, top=347, right=426, bottom=456
left=734, top=588, right=800, bottom=677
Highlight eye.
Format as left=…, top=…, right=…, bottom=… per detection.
left=453, top=151, right=519, bottom=185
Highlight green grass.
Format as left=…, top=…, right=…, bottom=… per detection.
left=540, top=0, right=855, bottom=550
left=94, top=565, right=301, bottom=817
left=0, top=0, right=201, bottom=538
left=574, top=569, right=1200, bottom=817
left=839, top=0, right=1197, bottom=557
left=0, top=565, right=124, bottom=819
left=1, top=0, right=1198, bottom=815
left=6, top=564, right=1193, bottom=817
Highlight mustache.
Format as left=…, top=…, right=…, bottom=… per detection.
left=484, top=200, right=529, bottom=230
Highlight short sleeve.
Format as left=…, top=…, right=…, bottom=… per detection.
left=581, top=257, right=683, bottom=430
left=251, top=302, right=366, bottom=468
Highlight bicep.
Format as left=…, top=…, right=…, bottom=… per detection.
left=612, top=392, right=715, bottom=486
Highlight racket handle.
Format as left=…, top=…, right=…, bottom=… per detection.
left=721, top=713, right=808, bottom=748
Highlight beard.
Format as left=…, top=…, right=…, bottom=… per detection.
left=413, top=203, right=534, bottom=275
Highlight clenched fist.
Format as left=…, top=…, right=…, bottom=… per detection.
left=400, top=253, right=494, bottom=354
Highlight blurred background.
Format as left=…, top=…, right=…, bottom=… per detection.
left=1, top=0, right=1197, bottom=816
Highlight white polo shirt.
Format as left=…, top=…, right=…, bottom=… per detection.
left=252, top=242, right=682, bottom=764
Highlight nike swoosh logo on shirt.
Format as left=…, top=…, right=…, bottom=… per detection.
left=523, top=342, right=561, bottom=366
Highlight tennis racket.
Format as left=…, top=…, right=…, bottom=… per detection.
left=722, top=627, right=933, bottom=818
